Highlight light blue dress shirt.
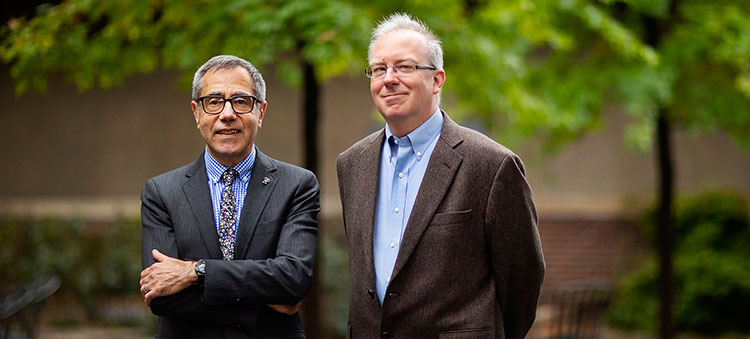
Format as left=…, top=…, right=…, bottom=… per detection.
left=373, top=109, right=443, bottom=303
left=204, top=146, right=256, bottom=231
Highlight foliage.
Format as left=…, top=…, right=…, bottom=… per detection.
left=0, top=0, right=371, bottom=94
left=607, top=191, right=750, bottom=334
left=2, top=0, right=749, bottom=150
left=359, top=0, right=750, bottom=151
left=319, top=231, right=349, bottom=338
left=0, top=217, right=142, bottom=319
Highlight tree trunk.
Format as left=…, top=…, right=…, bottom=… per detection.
left=643, top=0, right=678, bottom=335
left=656, top=109, right=675, bottom=339
left=300, top=59, right=322, bottom=339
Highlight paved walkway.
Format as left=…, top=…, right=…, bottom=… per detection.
left=40, top=326, right=152, bottom=339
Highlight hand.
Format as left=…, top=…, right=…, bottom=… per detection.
left=139, top=249, right=197, bottom=306
left=268, top=301, right=302, bottom=315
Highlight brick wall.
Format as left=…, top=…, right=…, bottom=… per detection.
left=538, top=217, right=649, bottom=295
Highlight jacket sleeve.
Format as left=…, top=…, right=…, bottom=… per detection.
left=486, top=153, right=545, bottom=339
left=140, top=177, right=259, bottom=327
left=201, top=169, right=320, bottom=305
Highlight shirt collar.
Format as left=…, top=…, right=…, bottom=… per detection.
left=204, top=146, right=256, bottom=183
left=384, top=108, right=443, bottom=161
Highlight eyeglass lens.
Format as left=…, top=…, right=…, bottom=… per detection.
left=202, top=96, right=255, bottom=114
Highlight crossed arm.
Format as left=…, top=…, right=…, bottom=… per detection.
left=139, top=171, right=319, bottom=325
left=139, top=249, right=300, bottom=314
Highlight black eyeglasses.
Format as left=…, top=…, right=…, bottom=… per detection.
left=195, top=95, right=259, bottom=114
left=365, top=63, right=437, bottom=79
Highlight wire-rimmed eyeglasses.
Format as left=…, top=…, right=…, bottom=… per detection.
left=365, top=63, right=437, bottom=79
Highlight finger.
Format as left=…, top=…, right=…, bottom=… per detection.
left=268, top=304, right=296, bottom=315
left=140, top=271, right=150, bottom=285
left=145, top=290, right=155, bottom=307
left=268, top=304, right=284, bottom=313
left=152, top=249, right=167, bottom=262
left=140, top=268, right=152, bottom=281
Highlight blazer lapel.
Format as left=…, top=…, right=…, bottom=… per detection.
left=351, top=131, right=386, bottom=291
left=183, top=155, right=223, bottom=259
left=391, top=114, right=464, bottom=280
left=234, top=150, right=277, bottom=259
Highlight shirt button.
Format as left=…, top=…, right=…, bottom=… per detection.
left=386, top=276, right=391, bottom=283
left=394, top=139, right=399, bottom=145
left=394, top=207, right=400, bottom=213
left=390, top=241, right=396, bottom=248
left=398, top=172, right=404, bottom=178
left=416, top=151, right=422, bottom=157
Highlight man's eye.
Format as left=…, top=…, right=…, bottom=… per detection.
left=207, top=98, right=222, bottom=106
left=373, top=66, right=387, bottom=73
left=234, top=98, right=249, bottom=105
left=396, top=64, right=414, bottom=72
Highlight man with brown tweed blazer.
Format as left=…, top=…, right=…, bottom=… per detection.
left=337, top=13, right=545, bottom=339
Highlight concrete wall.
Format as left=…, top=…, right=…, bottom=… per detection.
left=2, top=65, right=748, bottom=221
left=0, top=66, right=376, bottom=220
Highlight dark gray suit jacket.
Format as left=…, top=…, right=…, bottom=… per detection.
left=337, top=113, right=544, bottom=339
left=141, top=149, right=319, bottom=339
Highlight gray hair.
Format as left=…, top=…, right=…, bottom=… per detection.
left=191, top=55, right=267, bottom=103
left=368, top=13, right=443, bottom=70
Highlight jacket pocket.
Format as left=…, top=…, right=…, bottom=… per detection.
left=430, top=209, right=472, bottom=227
left=438, top=327, right=493, bottom=338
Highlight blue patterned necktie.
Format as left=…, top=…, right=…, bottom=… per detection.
left=219, top=168, right=239, bottom=260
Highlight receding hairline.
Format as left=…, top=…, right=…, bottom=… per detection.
left=369, top=29, right=431, bottom=63
left=199, top=66, right=255, bottom=93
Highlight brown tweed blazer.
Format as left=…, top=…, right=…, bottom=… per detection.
left=337, top=113, right=545, bottom=339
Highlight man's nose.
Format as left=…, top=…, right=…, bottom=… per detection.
left=218, top=101, right=236, bottom=119
left=382, top=67, right=399, bottom=84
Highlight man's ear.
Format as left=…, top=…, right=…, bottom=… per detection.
left=257, top=101, right=268, bottom=129
left=433, top=69, right=446, bottom=95
left=191, top=100, right=200, bottom=126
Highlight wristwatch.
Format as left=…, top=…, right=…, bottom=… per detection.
left=194, top=259, right=206, bottom=286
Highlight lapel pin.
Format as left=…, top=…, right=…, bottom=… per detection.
left=262, top=177, right=271, bottom=185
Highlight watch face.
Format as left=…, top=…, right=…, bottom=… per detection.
left=196, top=260, right=206, bottom=274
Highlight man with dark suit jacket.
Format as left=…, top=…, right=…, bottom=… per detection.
left=139, top=55, right=319, bottom=338
left=337, top=13, right=545, bottom=338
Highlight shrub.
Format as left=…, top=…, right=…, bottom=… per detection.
left=0, top=217, right=142, bottom=319
left=607, top=191, right=750, bottom=334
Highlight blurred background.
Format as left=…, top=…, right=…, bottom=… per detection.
left=1, top=0, right=748, bottom=338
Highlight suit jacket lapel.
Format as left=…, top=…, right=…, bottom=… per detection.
left=234, top=149, right=277, bottom=259
left=352, top=131, right=386, bottom=291
left=183, top=155, right=223, bottom=259
left=391, top=114, right=464, bottom=280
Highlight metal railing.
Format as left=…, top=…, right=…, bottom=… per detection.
left=0, top=276, right=61, bottom=339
